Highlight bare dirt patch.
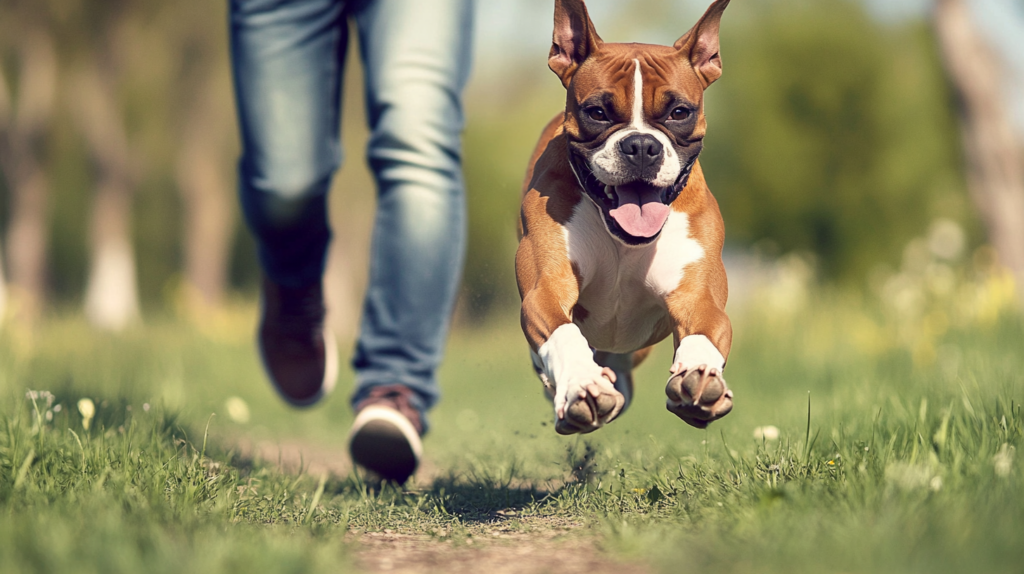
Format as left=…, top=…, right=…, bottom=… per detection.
left=352, top=522, right=650, bottom=574
left=226, top=437, right=650, bottom=574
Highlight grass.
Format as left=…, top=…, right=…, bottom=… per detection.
left=0, top=290, right=1021, bottom=573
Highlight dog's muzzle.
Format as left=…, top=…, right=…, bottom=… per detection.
left=617, top=133, right=664, bottom=181
left=569, top=150, right=697, bottom=245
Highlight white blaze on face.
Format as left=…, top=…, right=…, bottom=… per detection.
left=589, top=59, right=681, bottom=187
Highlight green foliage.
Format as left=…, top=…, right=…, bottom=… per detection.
left=2, top=0, right=978, bottom=320
left=459, top=0, right=975, bottom=322
left=1, top=286, right=1022, bottom=572
left=461, top=85, right=561, bottom=321
left=0, top=402, right=353, bottom=574
left=704, top=0, right=972, bottom=280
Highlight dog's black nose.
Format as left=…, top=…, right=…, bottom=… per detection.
left=618, top=133, right=663, bottom=171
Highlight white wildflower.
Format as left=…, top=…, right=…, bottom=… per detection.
left=753, top=425, right=780, bottom=441
left=994, top=444, right=1014, bottom=478
left=78, top=398, right=96, bottom=430
left=927, top=219, right=965, bottom=261
left=225, top=396, right=250, bottom=424
left=885, top=462, right=938, bottom=491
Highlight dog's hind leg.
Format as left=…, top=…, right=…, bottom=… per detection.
left=631, top=346, right=654, bottom=369
left=594, top=351, right=640, bottom=415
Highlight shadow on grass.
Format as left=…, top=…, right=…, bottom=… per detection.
left=420, top=473, right=556, bottom=523
left=332, top=441, right=604, bottom=524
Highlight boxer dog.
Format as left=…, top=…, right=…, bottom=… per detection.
left=516, top=0, right=734, bottom=434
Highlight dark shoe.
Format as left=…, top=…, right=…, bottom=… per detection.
left=258, top=277, right=338, bottom=407
left=348, top=385, right=424, bottom=483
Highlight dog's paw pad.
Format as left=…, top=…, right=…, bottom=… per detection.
left=591, top=387, right=619, bottom=417
left=666, top=366, right=733, bottom=429
left=555, top=371, right=624, bottom=435
left=565, top=397, right=596, bottom=427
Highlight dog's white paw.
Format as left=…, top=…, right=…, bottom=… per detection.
left=553, top=366, right=624, bottom=435
left=538, top=324, right=625, bottom=435
left=666, top=335, right=733, bottom=428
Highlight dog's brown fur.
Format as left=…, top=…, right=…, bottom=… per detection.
left=517, top=0, right=734, bottom=434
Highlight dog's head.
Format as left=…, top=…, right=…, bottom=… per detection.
left=550, top=0, right=729, bottom=245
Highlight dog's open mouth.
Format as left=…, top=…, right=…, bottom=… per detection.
left=567, top=147, right=702, bottom=245
left=570, top=154, right=677, bottom=244
left=605, top=181, right=671, bottom=239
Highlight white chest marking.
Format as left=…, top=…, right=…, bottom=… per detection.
left=647, top=209, right=704, bottom=296
left=563, top=201, right=704, bottom=352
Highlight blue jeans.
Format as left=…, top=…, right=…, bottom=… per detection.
left=230, top=0, right=473, bottom=426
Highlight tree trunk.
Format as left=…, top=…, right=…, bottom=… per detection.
left=934, top=0, right=1024, bottom=302
left=70, top=62, right=141, bottom=331
left=0, top=32, right=56, bottom=323
left=176, top=79, right=234, bottom=315
left=0, top=243, right=7, bottom=325
left=84, top=179, right=139, bottom=330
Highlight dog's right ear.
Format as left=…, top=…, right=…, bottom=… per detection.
left=549, top=0, right=603, bottom=87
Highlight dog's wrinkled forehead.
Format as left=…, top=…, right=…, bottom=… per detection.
left=570, top=45, right=705, bottom=125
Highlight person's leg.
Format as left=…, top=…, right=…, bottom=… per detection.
left=231, top=0, right=348, bottom=404
left=348, top=0, right=474, bottom=428
left=232, top=0, right=348, bottom=286
left=344, top=0, right=473, bottom=480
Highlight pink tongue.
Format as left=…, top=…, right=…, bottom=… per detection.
left=608, top=182, right=670, bottom=238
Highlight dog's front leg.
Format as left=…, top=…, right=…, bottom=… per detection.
left=664, top=282, right=734, bottom=429
left=521, top=285, right=625, bottom=435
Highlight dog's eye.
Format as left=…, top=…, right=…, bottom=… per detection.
left=670, top=107, right=691, bottom=121
left=586, top=107, right=607, bottom=122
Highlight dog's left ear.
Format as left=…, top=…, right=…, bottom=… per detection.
left=674, top=0, right=730, bottom=88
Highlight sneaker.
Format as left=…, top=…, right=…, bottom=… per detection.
left=258, top=277, right=338, bottom=407
left=348, top=385, right=424, bottom=483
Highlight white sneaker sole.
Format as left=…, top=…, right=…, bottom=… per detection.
left=348, top=405, right=422, bottom=483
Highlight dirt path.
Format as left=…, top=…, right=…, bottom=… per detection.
left=227, top=436, right=651, bottom=574
left=353, top=526, right=649, bottom=574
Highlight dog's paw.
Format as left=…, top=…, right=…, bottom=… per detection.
left=665, top=363, right=733, bottom=429
left=554, top=367, right=624, bottom=435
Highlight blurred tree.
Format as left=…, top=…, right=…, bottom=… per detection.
left=457, top=0, right=972, bottom=323
left=161, top=3, right=237, bottom=315
left=934, top=0, right=1024, bottom=303
left=702, top=0, right=969, bottom=281
left=0, top=243, right=5, bottom=324
left=0, top=0, right=984, bottom=326
left=69, top=61, right=140, bottom=330
left=0, top=18, right=57, bottom=323
left=56, top=0, right=150, bottom=330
